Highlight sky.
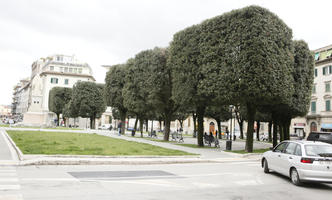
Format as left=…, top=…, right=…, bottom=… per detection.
left=0, top=0, right=331, bottom=105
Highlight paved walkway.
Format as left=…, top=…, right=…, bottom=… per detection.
left=0, top=128, right=18, bottom=165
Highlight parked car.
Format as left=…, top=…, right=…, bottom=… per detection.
left=98, top=124, right=112, bottom=130
left=307, top=132, right=332, bottom=144
left=262, top=140, right=332, bottom=185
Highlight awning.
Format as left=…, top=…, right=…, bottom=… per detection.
left=321, top=124, right=332, bottom=129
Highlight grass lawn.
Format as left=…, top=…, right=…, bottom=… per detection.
left=176, top=143, right=216, bottom=149
left=0, top=124, right=9, bottom=127
left=7, top=130, right=194, bottom=156
left=226, top=148, right=270, bottom=154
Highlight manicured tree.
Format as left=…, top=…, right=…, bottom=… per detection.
left=170, top=24, right=211, bottom=146
left=205, top=105, right=232, bottom=139
left=49, top=87, right=72, bottom=126
left=62, top=100, right=79, bottom=127
left=199, top=6, right=295, bottom=152
left=273, top=40, right=314, bottom=141
left=105, top=64, right=128, bottom=134
left=71, top=82, right=105, bottom=129
left=234, top=105, right=247, bottom=139
left=145, top=48, right=179, bottom=141
left=123, top=57, right=153, bottom=137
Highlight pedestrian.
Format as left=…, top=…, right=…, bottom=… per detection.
left=118, top=122, right=121, bottom=136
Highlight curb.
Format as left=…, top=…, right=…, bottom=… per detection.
left=2, top=130, right=24, bottom=161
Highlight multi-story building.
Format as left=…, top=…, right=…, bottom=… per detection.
left=0, top=105, right=11, bottom=117
left=17, top=54, right=96, bottom=126
left=11, top=78, right=30, bottom=116
left=306, top=44, right=332, bottom=133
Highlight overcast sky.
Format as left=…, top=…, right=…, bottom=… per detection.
left=0, top=0, right=331, bottom=105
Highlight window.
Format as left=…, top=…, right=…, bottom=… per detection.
left=64, top=67, right=68, bottom=73
left=315, top=68, right=318, bottom=77
left=69, top=68, right=73, bottom=73
left=56, top=56, right=63, bottom=61
left=326, top=82, right=331, bottom=92
left=315, top=52, right=320, bottom=61
left=311, top=101, right=316, bottom=113
left=323, top=66, right=332, bottom=75
left=73, top=68, right=77, bottom=73
left=50, top=78, right=58, bottom=84
left=50, top=66, right=54, bottom=71
left=64, top=79, right=69, bottom=85
left=274, top=142, right=288, bottom=153
left=285, top=142, right=297, bottom=154
left=60, top=67, right=64, bottom=72
left=312, top=85, right=316, bottom=94
left=326, top=100, right=331, bottom=111
left=295, top=145, right=302, bottom=156
left=78, top=68, right=82, bottom=74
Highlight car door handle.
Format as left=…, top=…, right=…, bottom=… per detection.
left=278, top=155, right=281, bottom=157
left=289, top=157, right=293, bottom=159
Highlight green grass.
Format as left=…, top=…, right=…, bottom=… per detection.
left=226, top=148, right=270, bottom=154
left=0, top=124, right=9, bottom=127
left=7, top=130, right=194, bottom=156
left=176, top=143, right=216, bottom=149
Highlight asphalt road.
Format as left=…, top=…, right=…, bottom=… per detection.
left=1, top=161, right=331, bottom=200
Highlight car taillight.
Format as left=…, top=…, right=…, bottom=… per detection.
left=301, top=158, right=314, bottom=164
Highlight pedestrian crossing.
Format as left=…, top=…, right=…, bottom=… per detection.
left=0, top=168, right=23, bottom=200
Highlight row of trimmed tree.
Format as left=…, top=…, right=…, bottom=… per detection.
left=49, top=6, right=314, bottom=152
left=104, top=5, right=314, bottom=152
left=48, top=82, right=105, bottom=129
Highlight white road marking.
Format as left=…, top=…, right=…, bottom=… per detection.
left=0, top=185, right=21, bottom=190
left=0, top=178, right=18, bottom=182
left=192, top=182, right=220, bottom=188
left=234, top=180, right=264, bottom=186
left=0, top=194, right=23, bottom=200
left=20, top=178, right=79, bottom=182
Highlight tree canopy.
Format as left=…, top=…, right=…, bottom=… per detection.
left=48, top=87, right=72, bottom=126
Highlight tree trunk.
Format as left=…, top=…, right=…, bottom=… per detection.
left=239, top=120, right=244, bottom=139
left=159, top=120, right=162, bottom=131
left=139, top=118, right=143, bottom=137
left=279, top=124, right=284, bottom=142
left=120, top=111, right=126, bottom=135
left=268, top=121, right=272, bottom=142
left=179, top=120, right=183, bottom=129
left=134, top=117, right=139, bottom=131
left=272, top=121, right=278, bottom=147
left=145, top=119, right=149, bottom=132
left=193, top=112, right=197, bottom=138
left=90, top=117, right=93, bottom=129
left=163, top=115, right=171, bottom=141
left=256, top=121, right=260, bottom=141
left=151, top=120, right=154, bottom=135
left=56, top=113, right=60, bottom=126
left=245, top=103, right=256, bottom=152
left=216, top=119, right=222, bottom=139
left=284, top=118, right=291, bottom=140
left=197, top=106, right=205, bottom=147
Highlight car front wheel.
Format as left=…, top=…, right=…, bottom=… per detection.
left=290, top=168, right=302, bottom=186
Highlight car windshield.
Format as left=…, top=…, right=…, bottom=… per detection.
left=305, top=145, right=332, bottom=157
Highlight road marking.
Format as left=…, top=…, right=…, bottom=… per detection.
left=0, top=185, right=21, bottom=190
left=116, top=180, right=187, bottom=188
left=234, top=180, right=264, bottom=186
left=0, top=194, right=23, bottom=200
left=0, top=178, right=18, bottom=182
left=192, top=182, right=220, bottom=188
left=20, top=178, right=79, bottom=182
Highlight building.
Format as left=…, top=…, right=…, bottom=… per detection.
left=11, top=78, right=30, bottom=116
left=0, top=105, right=11, bottom=117
left=11, top=54, right=96, bottom=126
left=306, top=44, right=332, bottom=133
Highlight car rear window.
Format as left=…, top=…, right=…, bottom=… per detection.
left=304, top=145, right=332, bottom=157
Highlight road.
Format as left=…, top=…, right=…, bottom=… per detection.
left=1, top=162, right=331, bottom=200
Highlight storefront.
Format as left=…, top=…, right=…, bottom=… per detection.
left=320, top=123, right=332, bottom=132
left=293, top=123, right=306, bottom=138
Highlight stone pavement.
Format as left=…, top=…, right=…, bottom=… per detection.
left=0, top=128, right=19, bottom=166
left=2, top=127, right=265, bottom=166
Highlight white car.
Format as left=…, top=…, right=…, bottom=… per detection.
left=98, top=124, right=112, bottom=130
left=262, top=140, right=332, bottom=185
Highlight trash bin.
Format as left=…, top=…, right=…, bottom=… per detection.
left=233, top=135, right=236, bottom=141
left=131, top=130, right=135, bottom=137
left=226, top=140, right=232, bottom=150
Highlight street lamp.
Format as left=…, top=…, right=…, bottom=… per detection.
left=229, top=105, right=234, bottom=140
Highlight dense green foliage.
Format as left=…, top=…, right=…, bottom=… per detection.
left=71, top=82, right=105, bottom=129
left=48, top=87, right=72, bottom=126
left=105, top=64, right=128, bottom=134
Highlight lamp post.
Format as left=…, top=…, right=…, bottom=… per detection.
left=229, top=105, right=234, bottom=140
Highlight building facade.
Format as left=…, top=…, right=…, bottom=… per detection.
left=307, top=44, right=332, bottom=133
left=11, top=54, right=96, bottom=126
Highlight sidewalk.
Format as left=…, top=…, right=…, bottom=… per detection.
left=0, top=128, right=19, bottom=166
left=2, top=127, right=264, bottom=166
